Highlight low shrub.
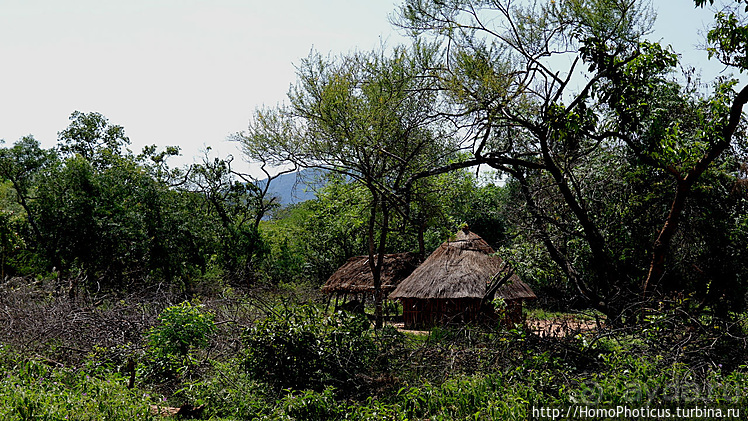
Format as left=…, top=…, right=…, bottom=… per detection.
left=172, top=359, right=273, bottom=419
left=142, top=301, right=216, bottom=383
left=276, top=387, right=343, bottom=421
left=242, top=305, right=386, bottom=394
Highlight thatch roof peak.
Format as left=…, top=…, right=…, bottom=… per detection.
left=448, top=227, right=495, bottom=254
left=389, top=229, right=536, bottom=301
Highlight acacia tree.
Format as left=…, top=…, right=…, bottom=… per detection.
left=238, top=44, right=460, bottom=328
left=395, top=0, right=748, bottom=322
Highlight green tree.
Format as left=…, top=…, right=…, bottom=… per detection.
left=31, top=144, right=181, bottom=289
left=0, top=136, right=57, bottom=255
left=185, top=153, right=274, bottom=284
left=57, top=110, right=130, bottom=169
left=239, top=44, right=460, bottom=328
left=395, top=0, right=748, bottom=321
left=394, top=0, right=656, bottom=321
left=0, top=180, right=32, bottom=277
left=0, top=112, right=218, bottom=292
left=259, top=173, right=370, bottom=285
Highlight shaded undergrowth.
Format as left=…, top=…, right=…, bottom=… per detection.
left=2, top=278, right=748, bottom=420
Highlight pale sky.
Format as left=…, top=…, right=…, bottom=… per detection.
left=0, top=1, right=738, bottom=175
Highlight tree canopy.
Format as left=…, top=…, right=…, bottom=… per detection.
left=239, top=43, right=466, bottom=327
left=379, top=0, right=748, bottom=323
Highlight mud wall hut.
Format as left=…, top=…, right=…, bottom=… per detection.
left=389, top=228, right=536, bottom=328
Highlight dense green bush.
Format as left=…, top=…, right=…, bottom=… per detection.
left=143, top=301, right=216, bottom=382
left=2, top=288, right=748, bottom=420
left=242, top=306, right=383, bottom=393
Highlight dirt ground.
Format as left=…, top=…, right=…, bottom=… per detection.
left=527, top=318, right=601, bottom=338
left=392, top=318, right=602, bottom=338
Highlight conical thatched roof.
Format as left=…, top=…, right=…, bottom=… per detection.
left=321, top=252, right=423, bottom=294
left=389, top=228, right=536, bottom=301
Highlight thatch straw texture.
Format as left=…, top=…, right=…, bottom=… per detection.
left=321, top=252, right=422, bottom=294
left=389, top=229, right=536, bottom=301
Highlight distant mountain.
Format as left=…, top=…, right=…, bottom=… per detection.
left=259, top=169, right=325, bottom=206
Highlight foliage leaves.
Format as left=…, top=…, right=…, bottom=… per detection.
left=242, top=305, right=400, bottom=395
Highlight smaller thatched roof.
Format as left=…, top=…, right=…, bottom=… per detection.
left=495, top=277, right=537, bottom=301
left=389, top=228, right=536, bottom=301
left=321, top=252, right=423, bottom=294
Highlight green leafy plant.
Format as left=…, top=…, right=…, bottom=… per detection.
left=172, top=359, right=272, bottom=420
left=277, top=387, right=343, bottom=421
left=144, top=301, right=216, bottom=381
left=0, top=349, right=156, bottom=420
left=492, top=296, right=508, bottom=323
left=242, top=305, right=379, bottom=393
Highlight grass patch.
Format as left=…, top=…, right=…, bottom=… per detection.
left=0, top=348, right=157, bottom=420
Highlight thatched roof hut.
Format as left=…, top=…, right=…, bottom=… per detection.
left=389, top=228, right=536, bottom=328
left=321, top=252, right=422, bottom=295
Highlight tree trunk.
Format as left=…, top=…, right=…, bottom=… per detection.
left=538, top=133, right=615, bottom=296
left=366, top=192, right=389, bottom=330
left=376, top=204, right=390, bottom=329
left=642, top=180, right=689, bottom=293
left=643, top=84, right=748, bottom=294
left=417, top=220, right=426, bottom=259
